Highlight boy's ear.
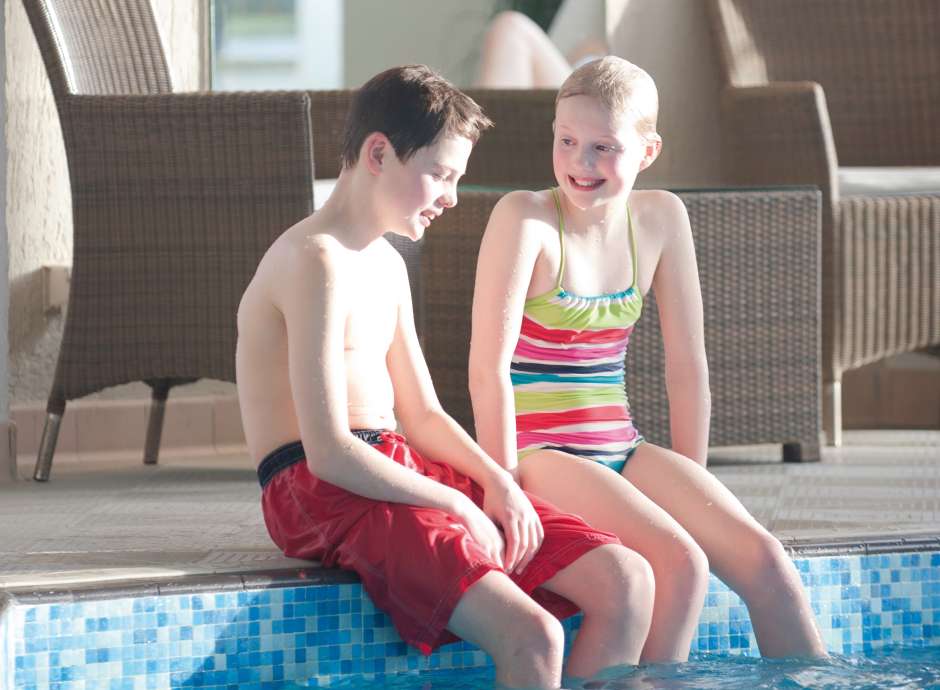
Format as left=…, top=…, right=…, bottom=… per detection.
left=639, top=133, right=662, bottom=171
left=363, top=132, right=390, bottom=175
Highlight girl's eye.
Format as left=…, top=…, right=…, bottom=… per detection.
left=560, top=138, right=574, bottom=146
left=596, top=145, right=612, bottom=153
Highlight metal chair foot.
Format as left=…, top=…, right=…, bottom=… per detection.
left=783, top=441, right=820, bottom=463
left=33, top=413, right=63, bottom=482
left=143, top=380, right=172, bottom=465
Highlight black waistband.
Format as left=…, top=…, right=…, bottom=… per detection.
left=257, top=429, right=388, bottom=488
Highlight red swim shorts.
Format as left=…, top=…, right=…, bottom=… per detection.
left=259, top=429, right=620, bottom=655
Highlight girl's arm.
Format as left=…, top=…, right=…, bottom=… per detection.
left=650, top=192, right=711, bottom=466
left=468, top=192, right=544, bottom=476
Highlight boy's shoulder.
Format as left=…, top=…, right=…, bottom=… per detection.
left=263, top=219, right=348, bottom=278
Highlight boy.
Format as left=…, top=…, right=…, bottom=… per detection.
left=235, top=65, right=655, bottom=689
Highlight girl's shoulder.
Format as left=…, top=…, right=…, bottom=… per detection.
left=629, top=189, right=686, bottom=217
left=629, top=189, right=691, bottom=242
left=495, top=188, right=559, bottom=221
left=482, top=189, right=562, bottom=258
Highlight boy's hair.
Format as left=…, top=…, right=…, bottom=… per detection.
left=556, top=57, right=659, bottom=137
left=341, top=65, right=493, bottom=168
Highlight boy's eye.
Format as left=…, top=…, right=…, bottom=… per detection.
left=431, top=172, right=445, bottom=181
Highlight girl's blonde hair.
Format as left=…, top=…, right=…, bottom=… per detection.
left=557, top=57, right=659, bottom=136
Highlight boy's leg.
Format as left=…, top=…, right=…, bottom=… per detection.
left=448, top=571, right=565, bottom=689
left=519, top=451, right=708, bottom=662
left=622, top=444, right=828, bottom=658
left=536, top=543, right=654, bottom=680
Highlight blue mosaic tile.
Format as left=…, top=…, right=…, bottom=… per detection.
left=3, top=551, right=940, bottom=689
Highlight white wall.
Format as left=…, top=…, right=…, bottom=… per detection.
left=606, top=0, right=724, bottom=189
left=1, top=0, right=11, bottom=481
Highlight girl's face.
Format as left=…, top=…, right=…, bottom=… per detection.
left=552, top=95, right=656, bottom=211
left=379, top=134, right=471, bottom=241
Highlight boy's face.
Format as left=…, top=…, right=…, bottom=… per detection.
left=552, top=95, right=655, bottom=210
left=380, top=134, right=472, bottom=241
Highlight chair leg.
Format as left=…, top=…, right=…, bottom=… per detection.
left=33, top=412, right=63, bottom=482
left=823, top=380, right=842, bottom=447
left=783, top=440, right=820, bottom=463
left=143, top=380, right=172, bottom=465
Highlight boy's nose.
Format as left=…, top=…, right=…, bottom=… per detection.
left=441, top=187, right=457, bottom=208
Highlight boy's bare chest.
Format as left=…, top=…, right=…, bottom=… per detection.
left=342, top=258, right=400, bottom=349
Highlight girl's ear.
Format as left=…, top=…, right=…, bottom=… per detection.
left=639, top=133, right=663, bottom=171
left=363, top=132, right=390, bottom=175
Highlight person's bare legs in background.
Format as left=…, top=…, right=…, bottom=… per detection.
left=476, top=11, right=607, bottom=88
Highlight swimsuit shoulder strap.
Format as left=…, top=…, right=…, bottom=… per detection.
left=550, top=187, right=566, bottom=291
left=627, top=205, right=639, bottom=291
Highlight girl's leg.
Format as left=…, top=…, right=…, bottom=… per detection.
left=622, top=443, right=828, bottom=658
left=539, top=543, right=655, bottom=678
left=448, top=571, right=565, bottom=689
left=475, top=11, right=572, bottom=88
left=518, top=451, right=710, bottom=662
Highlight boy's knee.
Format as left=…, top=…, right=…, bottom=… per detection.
left=501, top=607, right=565, bottom=668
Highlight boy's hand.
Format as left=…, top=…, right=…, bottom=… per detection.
left=481, top=472, right=545, bottom=575
left=451, top=494, right=506, bottom=569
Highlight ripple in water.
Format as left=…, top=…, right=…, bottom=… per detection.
left=293, top=647, right=940, bottom=690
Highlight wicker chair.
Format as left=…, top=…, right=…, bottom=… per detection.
left=708, top=0, right=940, bottom=445
left=22, top=0, right=315, bottom=480
left=418, top=188, right=822, bottom=462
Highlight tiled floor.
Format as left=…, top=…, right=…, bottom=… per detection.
left=0, top=430, right=937, bottom=590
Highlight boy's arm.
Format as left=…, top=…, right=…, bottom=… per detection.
left=387, top=243, right=543, bottom=575
left=467, top=193, right=543, bottom=476
left=280, top=239, right=505, bottom=565
left=650, top=192, right=711, bottom=466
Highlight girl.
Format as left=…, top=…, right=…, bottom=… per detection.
left=469, top=56, right=827, bottom=663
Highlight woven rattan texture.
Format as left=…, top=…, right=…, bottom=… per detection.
left=23, top=0, right=173, bottom=98
left=709, top=0, right=940, bottom=425
left=23, top=0, right=317, bottom=412
left=417, top=189, right=821, bottom=458
left=836, top=195, right=940, bottom=372
left=710, top=0, right=940, bottom=167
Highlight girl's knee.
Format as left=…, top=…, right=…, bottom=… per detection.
left=736, top=529, right=797, bottom=597
left=656, top=536, right=710, bottom=595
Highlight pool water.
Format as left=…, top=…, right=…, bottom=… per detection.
left=296, top=647, right=940, bottom=689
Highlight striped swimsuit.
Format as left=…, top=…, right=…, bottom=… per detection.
left=511, top=189, right=645, bottom=473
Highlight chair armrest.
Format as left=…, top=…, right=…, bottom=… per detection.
left=721, top=82, right=839, bottom=207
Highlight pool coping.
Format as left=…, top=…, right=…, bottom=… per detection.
left=2, top=532, right=938, bottom=611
